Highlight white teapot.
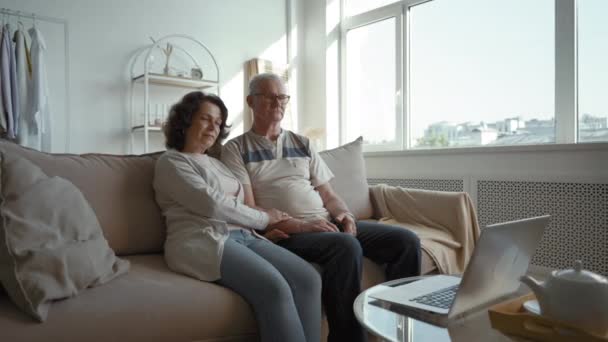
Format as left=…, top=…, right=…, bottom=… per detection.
left=520, top=260, right=608, bottom=336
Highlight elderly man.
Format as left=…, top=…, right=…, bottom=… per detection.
left=221, top=73, right=421, bottom=342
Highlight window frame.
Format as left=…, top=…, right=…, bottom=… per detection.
left=339, top=0, right=586, bottom=151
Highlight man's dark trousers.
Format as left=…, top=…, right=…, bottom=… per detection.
left=277, top=221, right=421, bottom=342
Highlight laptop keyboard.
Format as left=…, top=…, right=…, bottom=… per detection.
left=409, top=284, right=459, bottom=309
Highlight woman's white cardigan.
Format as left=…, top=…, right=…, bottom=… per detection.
left=153, top=150, right=269, bottom=281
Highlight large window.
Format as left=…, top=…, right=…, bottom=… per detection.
left=341, top=0, right=607, bottom=151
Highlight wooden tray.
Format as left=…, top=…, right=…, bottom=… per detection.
left=488, top=293, right=608, bottom=342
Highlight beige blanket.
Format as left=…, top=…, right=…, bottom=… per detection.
left=370, top=184, right=480, bottom=275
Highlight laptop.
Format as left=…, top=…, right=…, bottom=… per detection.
left=369, top=215, right=550, bottom=327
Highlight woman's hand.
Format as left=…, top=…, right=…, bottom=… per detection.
left=265, top=208, right=291, bottom=226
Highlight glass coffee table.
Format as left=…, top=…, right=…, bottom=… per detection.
left=354, top=276, right=527, bottom=342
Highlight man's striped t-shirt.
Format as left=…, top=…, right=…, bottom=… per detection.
left=221, top=129, right=334, bottom=221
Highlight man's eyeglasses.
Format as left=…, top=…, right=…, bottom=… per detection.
left=252, top=93, right=291, bottom=104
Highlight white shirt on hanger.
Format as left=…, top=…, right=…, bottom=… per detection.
left=1, top=24, right=16, bottom=139
left=0, top=26, right=6, bottom=134
left=14, top=27, right=32, bottom=147
left=29, top=26, right=51, bottom=152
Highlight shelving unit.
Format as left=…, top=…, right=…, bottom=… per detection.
left=132, top=73, right=218, bottom=89
left=129, top=34, right=220, bottom=153
left=131, top=125, right=162, bottom=132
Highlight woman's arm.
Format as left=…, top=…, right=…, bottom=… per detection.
left=155, top=153, right=271, bottom=230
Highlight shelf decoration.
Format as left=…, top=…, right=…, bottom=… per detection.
left=128, top=34, right=220, bottom=153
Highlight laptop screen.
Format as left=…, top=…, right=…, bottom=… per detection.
left=448, top=215, right=549, bottom=319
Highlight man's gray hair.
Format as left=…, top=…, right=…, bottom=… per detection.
left=248, top=73, right=285, bottom=95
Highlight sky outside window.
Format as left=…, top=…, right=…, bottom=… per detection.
left=409, top=0, right=555, bottom=147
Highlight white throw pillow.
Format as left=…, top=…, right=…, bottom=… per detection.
left=319, top=137, right=373, bottom=219
left=0, top=153, right=129, bottom=322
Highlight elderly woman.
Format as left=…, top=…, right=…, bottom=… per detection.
left=153, top=91, right=321, bottom=342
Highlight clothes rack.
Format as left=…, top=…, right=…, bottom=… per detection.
left=0, top=7, right=70, bottom=152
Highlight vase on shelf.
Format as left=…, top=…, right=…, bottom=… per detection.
left=162, top=42, right=173, bottom=76
left=163, top=60, right=170, bottom=76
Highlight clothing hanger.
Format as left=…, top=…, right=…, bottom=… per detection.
left=11, top=11, right=18, bottom=32
left=3, top=11, right=10, bottom=32
left=32, top=13, right=37, bottom=29
left=17, top=11, right=25, bottom=31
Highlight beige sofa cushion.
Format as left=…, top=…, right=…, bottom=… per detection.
left=0, top=153, right=129, bottom=322
left=318, top=137, right=373, bottom=219
left=0, top=253, right=420, bottom=342
left=0, top=254, right=258, bottom=342
left=0, top=141, right=164, bottom=256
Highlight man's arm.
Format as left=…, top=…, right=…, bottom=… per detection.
left=316, top=182, right=357, bottom=235
left=301, top=139, right=354, bottom=233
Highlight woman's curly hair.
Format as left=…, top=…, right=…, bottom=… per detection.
left=163, top=91, right=231, bottom=152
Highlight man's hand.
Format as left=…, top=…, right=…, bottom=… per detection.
left=264, top=229, right=290, bottom=242
left=316, top=183, right=357, bottom=235
left=299, top=219, right=340, bottom=233
left=269, top=218, right=339, bottom=234
left=334, top=212, right=357, bottom=236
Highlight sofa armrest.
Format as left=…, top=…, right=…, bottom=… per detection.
left=369, top=185, right=475, bottom=228
left=369, top=184, right=481, bottom=274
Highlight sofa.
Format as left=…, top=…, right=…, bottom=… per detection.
left=0, top=138, right=479, bottom=341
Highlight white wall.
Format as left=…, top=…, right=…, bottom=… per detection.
left=291, top=0, right=327, bottom=142
left=0, top=0, right=287, bottom=154
left=291, top=0, right=341, bottom=150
